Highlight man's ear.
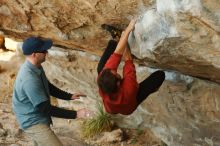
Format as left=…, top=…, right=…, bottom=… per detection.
left=30, top=53, right=37, bottom=59
left=32, top=53, right=36, bottom=57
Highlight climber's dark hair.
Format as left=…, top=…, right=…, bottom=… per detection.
left=97, top=68, right=120, bottom=95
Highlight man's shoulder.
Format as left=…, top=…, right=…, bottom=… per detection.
left=16, top=64, right=39, bottom=83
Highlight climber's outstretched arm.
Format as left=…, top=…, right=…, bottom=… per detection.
left=123, top=43, right=133, bottom=61
left=114, top=19, right=136, bottom=55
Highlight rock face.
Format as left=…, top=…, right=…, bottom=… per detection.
left=40, top=47, right=220, bottom=146
left=129, top=0, right=220, bottom=84
left=0, top=0, right=219, bottom=83
left=1, top=0, right=220, bottom=146
left=0, top=0, right=154, bottom=54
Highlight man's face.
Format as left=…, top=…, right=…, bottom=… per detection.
left=34, top=50, right=48, bottom=64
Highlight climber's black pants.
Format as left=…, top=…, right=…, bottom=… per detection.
left=97, top=40, right=165, bottom=105
left=97, top=40, right=117, bottom=74
left=136, top=70, right=165, bottom=104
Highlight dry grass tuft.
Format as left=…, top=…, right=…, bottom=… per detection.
left=81, top=102, right=114, bottom=138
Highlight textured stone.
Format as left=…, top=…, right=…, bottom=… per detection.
left=0, top=0, right=154, bottom=53
left=97, top=129, right=124, bottom=144
left=43, top=48, right=220, bottom=146
left=129, top=0, right=220, bottom=83
left=1, top=0, right=220, bottom=83
left=1, top=0, right=220, bottom=146
left=0, top=129, right=7, bottom=137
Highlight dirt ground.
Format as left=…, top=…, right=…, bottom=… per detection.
left=0, top=49, right=164, bottom=146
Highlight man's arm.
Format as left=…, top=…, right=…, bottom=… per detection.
left=23, top=78, right=92, bottom=119
left=37, top=101, right=76, bottom=119
left=49, top=82, right=86, bottom=100
left=48, top=81, right=72, bottom=100
left=37, top=101, right=93, bottom=119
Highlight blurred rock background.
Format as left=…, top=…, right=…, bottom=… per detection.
left=0, top=0, right=220, bottom=146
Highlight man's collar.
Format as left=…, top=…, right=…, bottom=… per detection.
left=25, top=60, right=43, bottom=75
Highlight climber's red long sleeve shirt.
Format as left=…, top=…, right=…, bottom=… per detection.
left=98, top=53, right=139, bottom=115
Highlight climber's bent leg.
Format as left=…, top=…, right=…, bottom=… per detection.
left=136, top=70, right=165, bottom=105
left=97, top=40, right=118, bottom=74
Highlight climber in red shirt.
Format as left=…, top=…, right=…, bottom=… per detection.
left=97, top=19, right=165, bottom=115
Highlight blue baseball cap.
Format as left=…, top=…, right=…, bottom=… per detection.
left=22, top=37, right=53, bottom=55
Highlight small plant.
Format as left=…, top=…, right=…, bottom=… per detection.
left=81, top=102, right=113, bottom=138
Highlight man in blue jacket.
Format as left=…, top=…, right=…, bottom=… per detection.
left=12, top=37, right=92, bottom=146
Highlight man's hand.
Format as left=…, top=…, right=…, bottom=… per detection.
left=71, top=92, right=87, bottom=100
left=76, top=108, right=94, bottom=119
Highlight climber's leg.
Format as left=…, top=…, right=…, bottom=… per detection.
left=97, top=40, right=118, bottom=74
left=136, top=70, right=165, bottom=104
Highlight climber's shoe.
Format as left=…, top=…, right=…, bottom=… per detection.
left=101, top=24, right=122, bottom=40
